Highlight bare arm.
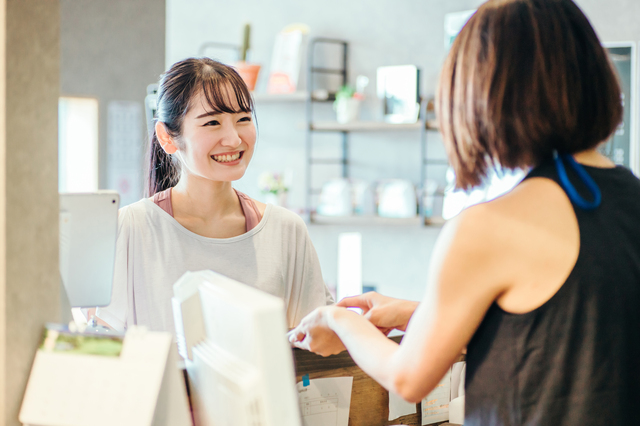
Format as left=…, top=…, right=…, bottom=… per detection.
left=336, top=293, right=419, bottom=334
left=289, top=205, right=509, bottom=402
left=290, top=176, right=580, bottom=402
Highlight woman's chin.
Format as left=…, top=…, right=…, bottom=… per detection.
left=209, top=168, right=248, bottom=183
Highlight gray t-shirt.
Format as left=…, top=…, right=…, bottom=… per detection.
left=96, top=198, right=333, bottom=333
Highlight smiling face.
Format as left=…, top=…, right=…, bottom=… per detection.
left=175, top=87, right=256, bottom=182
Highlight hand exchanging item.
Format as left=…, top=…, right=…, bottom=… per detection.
left=287, top=306, right=347, bottom=357
left=288, top=294, right=419, bottom=357
left=336, top=292, right=419, bottom=334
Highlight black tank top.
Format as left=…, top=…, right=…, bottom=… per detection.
left=464, top=159, right=640, bottom=425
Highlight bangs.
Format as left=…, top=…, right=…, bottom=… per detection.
left=198, top=66, right=254, bottom=115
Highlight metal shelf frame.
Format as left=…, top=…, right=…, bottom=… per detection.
left=304, top=37, right=446, bottom=226
left=305, top=38, right=349, bottom=221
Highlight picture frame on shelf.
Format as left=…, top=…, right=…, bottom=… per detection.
left=602, top=42, right=638, bottom=175
left=376, top=65, right=421, bottom=124
left=267, top=24, right=310, bottom=94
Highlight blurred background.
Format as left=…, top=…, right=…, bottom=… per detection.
left=59, top=0, right=640, bottom=302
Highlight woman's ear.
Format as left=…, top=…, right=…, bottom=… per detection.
left=155, top=122, right=178, bottom=154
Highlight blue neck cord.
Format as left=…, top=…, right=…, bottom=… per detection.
left=553, top=151, right=601, bottom=210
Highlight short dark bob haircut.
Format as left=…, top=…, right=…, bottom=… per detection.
left=437, top=0, right=623, bottom=189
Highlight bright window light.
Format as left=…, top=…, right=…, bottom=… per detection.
left=59, top=97, right=99, bottom=192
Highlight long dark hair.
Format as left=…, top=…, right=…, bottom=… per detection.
left=145, top=57, right=255, bottom=197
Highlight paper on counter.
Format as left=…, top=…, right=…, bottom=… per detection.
left=449, top=361, right=466, bottom=424
left=450, top=361, right=466, bottom=400
left=388, top=390, right=417, bottom=420
left=449, top=395, right=465, bottom=424
left=297, top=377, right=353, bottom=426
left=421, top=368, right=451, bottom=425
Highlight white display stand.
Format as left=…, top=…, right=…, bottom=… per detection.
left=19, top=326, right=191, bottom=426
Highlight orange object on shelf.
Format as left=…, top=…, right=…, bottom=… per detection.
left=234, top=61, right=261, bottom=91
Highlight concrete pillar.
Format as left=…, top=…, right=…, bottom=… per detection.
left=0, top=0, right=60, bottom=424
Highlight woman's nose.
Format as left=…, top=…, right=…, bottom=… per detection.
left=219, top=125, right=242, bottom=148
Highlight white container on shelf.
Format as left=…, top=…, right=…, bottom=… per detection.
left=317, top=178, right=353, bottom=216
left=421, top=179, right=439, bottom=219
left=333, top=98, right=361, bottom=123
left=377, top=179, right=418, bottom=218
left=351, top=179, right=376, bottom=215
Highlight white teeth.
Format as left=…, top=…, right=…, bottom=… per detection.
left=213, top=152, right=241, bottom=162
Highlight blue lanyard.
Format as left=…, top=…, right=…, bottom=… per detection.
left=553, top=151, right=601, bottom=210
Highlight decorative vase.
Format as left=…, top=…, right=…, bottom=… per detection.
left=333, top=98, right=361, bottom=123
left=234, top=61, right=261, bottom=91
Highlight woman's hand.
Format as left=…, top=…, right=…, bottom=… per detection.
left=287, top=306, right=347, bottom=357
left=337, top=292, right=419, bottom=334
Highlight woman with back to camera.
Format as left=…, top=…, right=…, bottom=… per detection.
left=95, top=58, right=332, bottom=333
left=288, top=0, right=640, bottom=424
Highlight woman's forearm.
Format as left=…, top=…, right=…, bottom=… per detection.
left=328, top=308, right=407, bottom=394
left=395, top=301, right=420, bottom=331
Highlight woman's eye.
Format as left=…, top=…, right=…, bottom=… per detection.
left=204, top=120, right=220, bottom=126
left=238, top=116, right=252, bottom=123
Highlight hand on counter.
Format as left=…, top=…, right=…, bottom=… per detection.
left=336, top=292, right=419, bottom=335
left=287, top=306, right=347, bottom=357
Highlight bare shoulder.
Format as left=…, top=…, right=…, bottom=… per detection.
left=459, top=177, right=576, bottom=253
left=490, top=177, right=576, bottom=236
left=439, top=177, right=577, bottom=294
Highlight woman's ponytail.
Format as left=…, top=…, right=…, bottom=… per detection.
left=145, top=128, right=179, bottom=197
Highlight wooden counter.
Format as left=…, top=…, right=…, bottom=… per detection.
left=292, top=336, right=465, bottom=426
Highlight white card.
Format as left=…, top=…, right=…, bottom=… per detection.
left=297, top=377, right=353, bottom=426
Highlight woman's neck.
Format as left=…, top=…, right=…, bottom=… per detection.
left=171, top=173, right=241, bottom=222
left=573, top=148, right=616, bottom=168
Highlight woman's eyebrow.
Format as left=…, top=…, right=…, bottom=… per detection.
left=195, top=111, right=218, bottom=119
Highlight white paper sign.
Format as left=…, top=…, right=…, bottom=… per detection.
left=297, top=377, right=353, bottom=426
left=421, top=368, right=451, bottom=425
left=389, top=390, right=417, bottom=420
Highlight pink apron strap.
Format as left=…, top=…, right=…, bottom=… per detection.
left=153, top=187, right=262, bottom=232
left=235, top=189, right=263, bottom=232
left=153, top=188, right=174, bottom=217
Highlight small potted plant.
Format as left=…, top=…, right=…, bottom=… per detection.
left=235, top=23, right=261, bottom=91
left=333, top=75, right=368, bottom=123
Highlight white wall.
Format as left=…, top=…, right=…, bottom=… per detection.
left=576, top=0, right=640, bottom=42
left=166, top=0, right=640, bottom=301
left=61, top=0, right=166, bottom=199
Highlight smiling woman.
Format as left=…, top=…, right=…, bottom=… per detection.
left=95, top=58, right=333, bottom=333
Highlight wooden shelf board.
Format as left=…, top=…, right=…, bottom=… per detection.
left=426, top=119, right=439, bottom=130
left=310, top=121, right=424, bottom=132
left=251, top=91, right=308, bottom=102
left=310, top=214, right=445, bottom=227
left=424, top=216, right=447, bottom=226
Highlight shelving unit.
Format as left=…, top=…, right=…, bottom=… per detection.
left=304, top=38, right=446, bottom=227
left=310, top=121, right=422, bottom=132
left=252, top=91, right=308, bottom=102
left=310, top=214, right=446, bottom=227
